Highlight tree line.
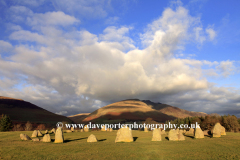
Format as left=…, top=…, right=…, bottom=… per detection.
left=165, top=115, right=239, bottom=132
left=0, top=114, right=48, bottom=132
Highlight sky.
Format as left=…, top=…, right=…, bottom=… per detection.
left=0, top=0, right=240, bottom=117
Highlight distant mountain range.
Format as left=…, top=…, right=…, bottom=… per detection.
left=0, top=96, right=73, bottom=125
left=0, top=96, right=209, bottom=125
left=69, top=99, right=207, bottom=124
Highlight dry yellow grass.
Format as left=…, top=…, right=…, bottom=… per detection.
left=0, top=130, right=240, bottom=160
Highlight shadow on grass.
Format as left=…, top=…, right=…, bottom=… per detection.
left=98, top=139, right=107, bottom=142
left=133, top=137, right=138, bottom=141
left=62, top=137, right=88, bottom=143
left=204, top=135, right=211, bottom=138
left=184, top=134, right=195, bottom=139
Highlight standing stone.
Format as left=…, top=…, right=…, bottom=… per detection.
left=144, top=127, right=148, bottom=132
left=203, top=130, right=210, bottom=136
left=37, top=130, right=43, bottom=136
left=54, top=128, right=64, bottom=143
left=168, top=129, right=178, bottom=141
left=220, top=126, right=226, bottom=135
left=31, top=130, right=38, bottom=137
left=194, top=127, right=204, bottom=139
left=71, top=127, right=74, bottom=132
left=179, top=130, right=183, bottom=134
left=185, top=128, right=194, bottom=135
left=51, top=128, right=56, bottom=134
left=87, top=134, right=98, bottom=142
left=66, top=130, right=72, bottom=133
left=84, top=125, right=89, bottom=132
left=80, top=129, right=83, bottom=132
left=20, top=134, right=31, bottom=140
left=211, top=123, right=221, bottom=138
left=152, top=128, right=162, bottom=141
left=110, top=128, right=113, bottom=132
left=115, top=126, right=133, bottom=143
left=178, top=131, right=185, bottom=141
left=32, top=138, right=40, bottom=142
left=183, top=129, right=186, bottom=134
left=161, top=130, right=166, bottom=134
left=176, top=128, right=180, bottom=134
left=45, top=130, right=48, bottom=134
left=42, top=134, right=51, bottom=142
left=101, top=125, right=107, bottom=131
left=107, top=128, right=110, bottom=131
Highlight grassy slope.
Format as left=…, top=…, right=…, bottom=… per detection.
left=0, top=131, right=240, bottom=160
left=0, top=99, right=72, bottom=124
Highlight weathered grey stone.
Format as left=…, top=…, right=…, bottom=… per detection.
left=32, top=138, right=40, bottom=142
left=203, top=130, right=211, bottom=136
left=84, top=125, right=89, bottom=132
left=101, top=125, right=107, bottom=131
left=66, top=130, right=72, bottom=133
left=194, top=127, right=204, bottom=139
left=45, top=130, right=48, bottom=134
left=178, top=132, right=185, bottom=141
left=110, top=128, right=113, bottom=132
left=185, top=128, right=194, bottom=135
left=161, top=130, right=166, bottom=134
left=51, top=128, right=56, bottom=134
left=54, top=128, right=64, bottom=143
left=87, top=134, right=98, bottom=142
left=144, top=127, right=148, bottom=132
left=31, top=130, right=38, bottom=137
left=168, top=129, right=178, bottom=141
left=20, top=134, right=31, bottom=140
left=42, top=134, right=51, bottom=142
left=71, top=127, right=74, bottom=132
left=115, top=126, right=133, bottom=143
left=37, top=130, right=43, bottom=136
left=176, top=128, right=180, bottom=134
left=221, top=125, right=226, bottom=135
left=152, top=128, right=162, bottom=141
left=211, top=123, right=221, bottom=138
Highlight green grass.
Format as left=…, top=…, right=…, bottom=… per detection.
left=0, top=131, right=240, bottom=160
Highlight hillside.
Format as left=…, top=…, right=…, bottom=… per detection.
left=0, top=96, right=73, bottom=124
left=68, top=113, right=90, bottom=124
left=78, top=99, right=207, bottom=123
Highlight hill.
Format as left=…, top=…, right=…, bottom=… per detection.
left=68, top=113, right=90, bottom=124
left=75, top=99, right=207, bottom=124
left=0, top=96, right=73, bottom=125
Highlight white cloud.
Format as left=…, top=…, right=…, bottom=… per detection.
left=206, top=27, right=216, bottom=41
left=0, top=40, right=13, bottom=53
left=0, top=4, right=240, bottom=117
left=56, top=111, right=68, bottom=115
left=99, top=26, right=135, bottom=51
left=27, top=11, right=80, bottom=26
left=15, top=0, right=45, bottom=7
left=105, top=16, right=119, bottom=24
left=8, top=6, right=33, bottom=22
left=216, top=60, right=235, bottom=77
left=194, top=27, right=206, bottom=44
left=9, top=30, right=46, bottom=43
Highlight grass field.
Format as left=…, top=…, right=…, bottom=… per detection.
left=0, top=130, right=240, bottom=160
